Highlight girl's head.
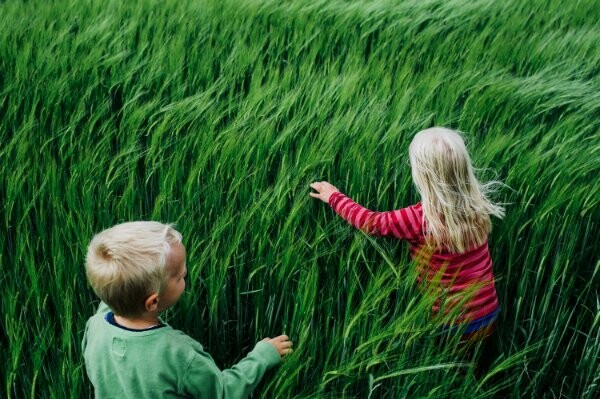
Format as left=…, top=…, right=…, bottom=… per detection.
left=409, top=127, right=504, bottom=253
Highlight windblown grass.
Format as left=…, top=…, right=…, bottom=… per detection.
left=1, top=0, right=598, bottom=397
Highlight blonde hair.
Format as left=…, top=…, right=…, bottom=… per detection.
left=409, top=127, right=505, bottom=253
left=85, top=221, right=182, bottom=317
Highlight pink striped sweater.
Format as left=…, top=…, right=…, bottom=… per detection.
left=329, top=192, right=499, bottom=323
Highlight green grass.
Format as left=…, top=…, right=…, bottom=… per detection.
left=1, top=0, right=599, bottom=397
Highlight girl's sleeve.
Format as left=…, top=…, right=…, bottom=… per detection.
left=328, top=191, right=422, bottom=241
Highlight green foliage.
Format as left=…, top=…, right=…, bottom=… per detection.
left=1, top=0, right=598, bottom=397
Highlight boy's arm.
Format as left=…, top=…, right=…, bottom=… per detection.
left=221, top=340, right=281, bottom=397
left=328, top=191, right=422, bottom=241
left=183, top=340, right=281, bottom=399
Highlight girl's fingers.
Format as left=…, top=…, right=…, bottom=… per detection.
left=309, top=192, right=319, bottom=198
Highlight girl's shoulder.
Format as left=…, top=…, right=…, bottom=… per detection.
left=392, top=202, right=425, bottom=241
left=405, top=202, right=424, bottom=224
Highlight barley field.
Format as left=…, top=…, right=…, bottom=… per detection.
left=1, top=0, right=599, bottom=397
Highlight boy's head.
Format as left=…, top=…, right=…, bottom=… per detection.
left=85, top=221, right=186, bottom=317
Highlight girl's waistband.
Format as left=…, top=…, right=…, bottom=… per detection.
left=440, top=307, right=500, bottom=335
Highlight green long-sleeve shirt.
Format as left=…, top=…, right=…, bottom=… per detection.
left=82, top=303, right=281, bottom=398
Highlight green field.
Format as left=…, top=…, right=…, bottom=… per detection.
left=1, top=0, right=599, bottom=397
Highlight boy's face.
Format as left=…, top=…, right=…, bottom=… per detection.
left=158, top=241, right=187, bottom=311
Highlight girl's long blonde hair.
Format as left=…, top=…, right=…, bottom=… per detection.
left=409, top=127, right=505, bottom=253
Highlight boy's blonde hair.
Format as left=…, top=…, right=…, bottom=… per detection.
left=85, top=221, right=183, bottom=317
left=409, top=127, right=505, bottom=253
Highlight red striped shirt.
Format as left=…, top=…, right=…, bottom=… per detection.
left=329, top=192, right=498, bottom=323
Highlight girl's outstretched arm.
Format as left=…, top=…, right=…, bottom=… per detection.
left=310, top=181, right=422, bottom=241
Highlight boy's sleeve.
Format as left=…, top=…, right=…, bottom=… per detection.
left=82, top=302, right=110, bottom=354
left=328, top=192, right=422, bottom=241
left=182, top=340, right=280, bottom=399
left=95, top=301, right=111, bottom=315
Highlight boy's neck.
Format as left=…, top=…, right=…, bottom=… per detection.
left=114, top=313, right=161, bottom=330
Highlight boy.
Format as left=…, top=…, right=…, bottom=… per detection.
left=82, top=221, right=292, bottom=398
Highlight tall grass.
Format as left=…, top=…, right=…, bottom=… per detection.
left=1, top=0, right=598, bottom=397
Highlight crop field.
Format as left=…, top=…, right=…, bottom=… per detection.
left=1, top=0, right=599, bottom=397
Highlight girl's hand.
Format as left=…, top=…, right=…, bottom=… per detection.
left=309, top=181, right=339, bottom=203
left=263, top=335, right=293, bottom=357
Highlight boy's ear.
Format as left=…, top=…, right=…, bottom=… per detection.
left=144, top=293, right=159, bottom=312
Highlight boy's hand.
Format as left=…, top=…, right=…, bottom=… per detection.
left=263, top=335, right=293, bottom=357
left=309, top=181, right=339, bottom=203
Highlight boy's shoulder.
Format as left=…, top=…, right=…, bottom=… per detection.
left=83, top=303, right=205, bottom=353
left=82, top=305, right=227, bottom=397
left=83, top=306, right=216, bottom=377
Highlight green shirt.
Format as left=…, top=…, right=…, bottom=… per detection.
left=82, top=303, right=281, bottom=398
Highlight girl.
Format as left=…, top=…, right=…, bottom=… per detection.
left=309, top=127, right=504, bottom=342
